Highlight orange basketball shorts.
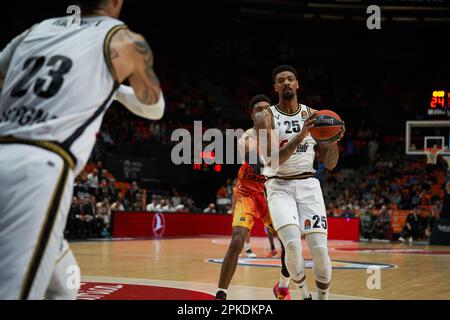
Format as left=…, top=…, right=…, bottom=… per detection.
left=232, top=191, right=274, bottom=233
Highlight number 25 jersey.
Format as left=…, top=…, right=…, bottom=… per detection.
left=262, top=104, right=317, bottom=178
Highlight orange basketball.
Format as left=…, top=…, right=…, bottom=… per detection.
left=309, top=110, right=344, bottom=143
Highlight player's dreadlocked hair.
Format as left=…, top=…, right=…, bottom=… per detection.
left=75, top=0, right=107, bottom=12
left=248, top=94, right=271, bottom=113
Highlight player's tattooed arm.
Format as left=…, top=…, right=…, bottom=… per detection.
left=128, top=34, right=161, bottom=104
left=110, top=28, right=161, bottom=105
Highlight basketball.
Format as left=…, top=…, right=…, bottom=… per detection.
left=309, top=110, right=344, bottom=143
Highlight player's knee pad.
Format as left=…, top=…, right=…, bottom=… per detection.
left=277, top=225, right=301, bottom=248
left=310, top=246, right=331, bottom=283
left=283, top=239, right=305, bottom=280
left=284, top=237, right=297, bottom=252
left=278, top=226, right=302, bottom=259
left=310, top=246, right=329, bottom=269
left=306, top=233, right=331, bottom=283
left=284, top=238, right=303, bottom=263
left=277, top=226, right=305, bottom=280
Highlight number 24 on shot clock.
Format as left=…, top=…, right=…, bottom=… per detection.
left=430, top=90, right=449, bottom=109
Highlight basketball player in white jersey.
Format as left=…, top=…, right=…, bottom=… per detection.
left=0, top=0, right=165, bottom=299
left=255, top=65, right=344, bottom=300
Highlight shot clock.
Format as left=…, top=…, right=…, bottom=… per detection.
left=429, top=90, right=450, bottom=116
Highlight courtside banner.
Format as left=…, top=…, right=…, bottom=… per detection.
left=112, top=212, right=359, bottom=240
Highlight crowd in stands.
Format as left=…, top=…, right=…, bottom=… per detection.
left=357, top=205, right=441, bottom=243
left=66, top=160, right=123, bottom=239
left=214, top=178, right=235, bottom=213
left=94, top=55, right=402, bottom=149
left=326, top=152, right=446, bottom=241
left=66, top=159, right=200, bottom=239
left=329, top=156, right=444, bottom=213
left=145, top=191, right=198, bottom=213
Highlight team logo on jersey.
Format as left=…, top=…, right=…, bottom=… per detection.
left=304, top=219, right=311, bottom=230
left=152, top=213, right=166, bottom=238
left=301, top=111, right=308, bottom=119
left=297, top=142, right=309, bottom=153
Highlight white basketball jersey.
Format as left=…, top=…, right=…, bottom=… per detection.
left=263, top=104, right=317, bottom=177
left=0, top=16, right=126, bottom=175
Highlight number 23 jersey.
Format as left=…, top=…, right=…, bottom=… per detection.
left=0, top=16, right=125, bottom=175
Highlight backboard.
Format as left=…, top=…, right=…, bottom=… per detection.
left=406, top=121, right=450, bottom=156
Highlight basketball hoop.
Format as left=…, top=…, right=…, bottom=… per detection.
left=425, top=147, right=442, bottom=165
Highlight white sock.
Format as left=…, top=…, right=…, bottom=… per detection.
left=317, top=289, right=329, bottom=300
left=217, top=288, right=228, bottom=294
left=279, top=274, right=290, bottom=288
left=245, top=243, right=251, bottom=251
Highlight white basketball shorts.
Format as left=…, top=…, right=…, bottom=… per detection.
left=0, top=141, right=79, bottom=299
left=265, top=177, right=328, bottom=235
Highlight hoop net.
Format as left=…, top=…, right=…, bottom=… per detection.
left=425, top=147, right=442, bottom=165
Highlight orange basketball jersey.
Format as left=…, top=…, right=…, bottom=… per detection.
left=232, top=162, right=272, bottom=231
left=234, top=162, right=267, bottom=197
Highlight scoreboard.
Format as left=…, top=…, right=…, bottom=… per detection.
left=429, top=90, right=450, bottom=116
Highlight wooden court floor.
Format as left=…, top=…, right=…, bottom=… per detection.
left=71, top=236, right=450, bottom=300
